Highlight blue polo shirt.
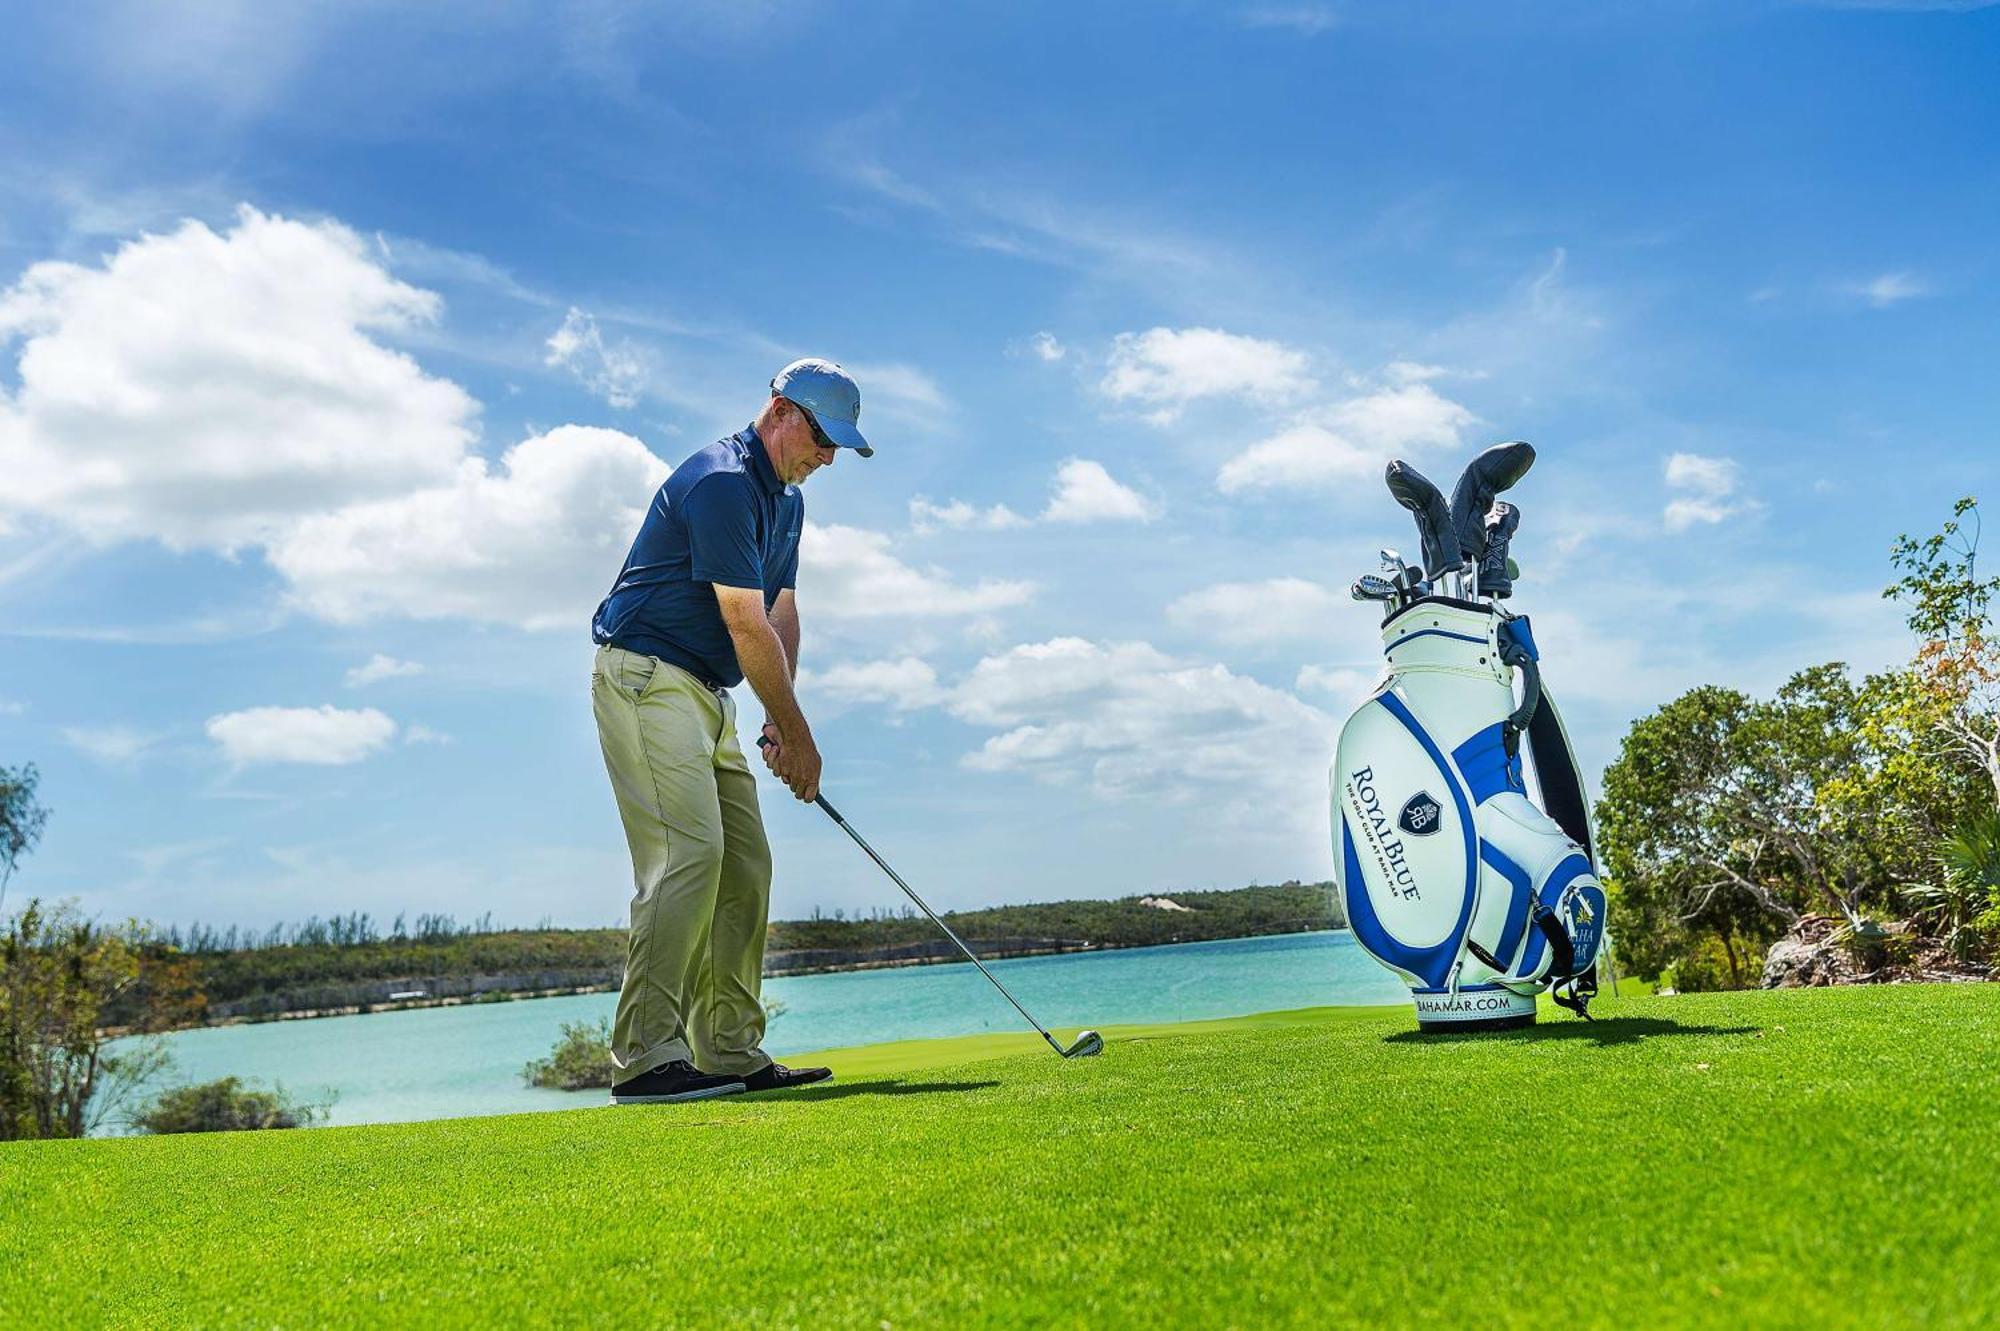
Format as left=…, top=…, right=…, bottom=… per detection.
left=591, top=426, right=803, bottom=688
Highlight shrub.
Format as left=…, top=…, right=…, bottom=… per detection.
left=1663, top=935, right=1739, bottom=993
left=524, top=1017, right=618, bottom=1090
left=2, top=900, right=195, bottom=1140
left=524, top=1000, right=790, bottom=1091
left=133, top=1077, right=328, bottom=1134
left=1928, top=810, right=2000, bottom=959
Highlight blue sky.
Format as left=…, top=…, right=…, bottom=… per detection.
left=2, top=1, right=1996, bottom=931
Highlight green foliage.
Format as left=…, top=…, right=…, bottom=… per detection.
left=525, top=1001, right=791, bottom=1090
left=165, top=881, right=1339, bottom=1020
left=1661, top=933, right=1758, bottom=994
left=769, top=881, right=1338, bottom=955
left=1888, top=496, right=1997, bottom=645
left=0, top=900, right=193, bottom=1140
left=185, top=926, right=629, bottom=1011
left=1920, top=809, right=2000, bottom=958
left=1597, top=664, right=1985, bottom=987
left=1887, top=496, right=2000, bottom=807
left=132, top=1076, right=328, bottom=1134
left=524, top=1018, right=618, bottom=1091
left=1602, top=497, right=2000, bottom=988
left=0, top=763, right=50, bottom=915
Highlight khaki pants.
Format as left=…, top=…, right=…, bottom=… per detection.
left=591, top=645, right=773, bottom=1078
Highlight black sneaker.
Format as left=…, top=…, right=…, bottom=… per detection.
left=609, top=1060, right=747, bottom=1105
left=740, top=1062, right=833, bottom=1093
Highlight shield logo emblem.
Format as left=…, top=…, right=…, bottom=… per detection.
left=1398, top=792, right=1442, bottom=836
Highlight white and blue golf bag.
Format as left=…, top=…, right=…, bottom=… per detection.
left=1331, top=446, right=1608, bottom=1031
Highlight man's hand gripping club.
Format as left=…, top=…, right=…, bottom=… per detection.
left=713, top=584, right=821, bottom=802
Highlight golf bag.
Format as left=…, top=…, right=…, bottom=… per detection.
left=1330, top=450, right=1607, bottom=1031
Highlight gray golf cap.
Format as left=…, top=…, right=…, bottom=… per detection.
left=771, top=357, right=873, bottom=457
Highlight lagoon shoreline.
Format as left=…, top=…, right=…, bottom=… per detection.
left=119, top=923, right=1342, bottom=1035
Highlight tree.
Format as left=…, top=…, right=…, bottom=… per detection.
left=1596, top=664, right=1970, bottom=985
left=0, top=901, right=200, bottom=1140
left=1599, top=497, right=2000, bottom=987
left=0, top=764, right=50, bottom=915
left=1888, top=497, right=2000, bottom=809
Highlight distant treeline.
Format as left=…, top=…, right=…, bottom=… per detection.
left=160, top=881, right=1342, bottom=1022
left=772, top=882, right=1338, bottom=955
left=162, top=911, right=502, bottom=954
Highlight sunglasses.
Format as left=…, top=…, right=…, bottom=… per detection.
left=796, top=401, right=837, bottom=452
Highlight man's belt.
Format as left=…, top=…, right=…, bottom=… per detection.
left=603, top=640, right=729, bottom=694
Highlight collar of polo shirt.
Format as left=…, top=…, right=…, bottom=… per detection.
left=741, top=425, right=789, bottom=496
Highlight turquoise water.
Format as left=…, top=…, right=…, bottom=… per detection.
left=128, top=930, right=1404, bottom=1130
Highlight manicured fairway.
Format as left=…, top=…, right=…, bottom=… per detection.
left=4, top=986, right=1997, bottom=1329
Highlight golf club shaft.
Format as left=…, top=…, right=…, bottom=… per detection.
left=811, top=794, right=1064, bottom=1053
left=755, top=738, right=1067, bottom=1052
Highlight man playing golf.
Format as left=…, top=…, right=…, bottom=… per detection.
left=589, top=358, right=871, bottom=1103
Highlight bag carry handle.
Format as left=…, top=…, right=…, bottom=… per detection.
left=1500, top=639, right=1542, bottom=750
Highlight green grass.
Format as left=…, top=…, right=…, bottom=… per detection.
left=5, top=986, right=1997, bottom=1328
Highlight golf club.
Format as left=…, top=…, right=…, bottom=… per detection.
left=1480, top=501, right=1521, bottom=599
left=757, top=736, right=1102, bottom=1060
left=1351, top=573, right=1397, bottom=603
left=1447, top=441, right=1535, bottom=568
left=1383, top=460, right=1456, bottom=584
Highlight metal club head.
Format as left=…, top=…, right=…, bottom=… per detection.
left=1062, top=1030, right=1104, bottom=1059
left=1378, top=548, right=1403, bottom=575
left=1351, top=574, right=1397, bottom=602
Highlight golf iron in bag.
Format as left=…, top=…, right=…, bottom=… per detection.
left=1330, top=442, right=1608, bottom=1031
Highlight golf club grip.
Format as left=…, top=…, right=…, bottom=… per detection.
left=756, top=733, right=839, bottom=814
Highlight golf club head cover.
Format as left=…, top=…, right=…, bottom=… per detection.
left=1479, top=502, right=1520, bottom=599
left=1383, top=460, right=1456, bottom=578
left=1328, top=600, right=1606, bottom=1031
left=1448, top=441, right=1535, bottom=563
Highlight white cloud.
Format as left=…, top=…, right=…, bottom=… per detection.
left=1027, top=331, right=1066, bottom=362
left=1041, top=459, right=1157, bottom=524
left=545, top=307, right=647, bottom=408
left=1099, top=327, right=1313, bottom=421
left=1167, top=578, right=1344, bottom=644
left=1237, top=5, right=1341, bottom=34
left=1216, top=423, right=1365, bottom=492
left=1385, top=360, right=1452, bottom=384
left=1664, top=452, right=1737, bottom=495
left=798, top=522, right=1036, bottom=620
left=206, top=705, right=398, bottom=766
left=911, top=459, right=1154, bottom=532
left=845, top=360, right=951, bottom=433
left=1852, top=271, right=1931, bottom=308
left=909, top=497, right=1029, bottom=535
left=947, top=637, right=1337, bottom=804
left=403, top=724, right=452, bottom=746
left=61, top=725, right=162, bottom=767
left=0, top=698, right=25, bottom=716
left=1662, top=500, right=1733, bottom=532
left=1662, top=451, right=1746, bottom=531
left=800, top=657, right=945, bottom=712
left=1295, top=664, right=1381, bottom=709
left=344, top=654, right=426, bottom=688
left=0, top=205, right=477, bottom=550
left=1217, top=380, right=1475, bottom=493
left=268, top=425, right=669, bottom=630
